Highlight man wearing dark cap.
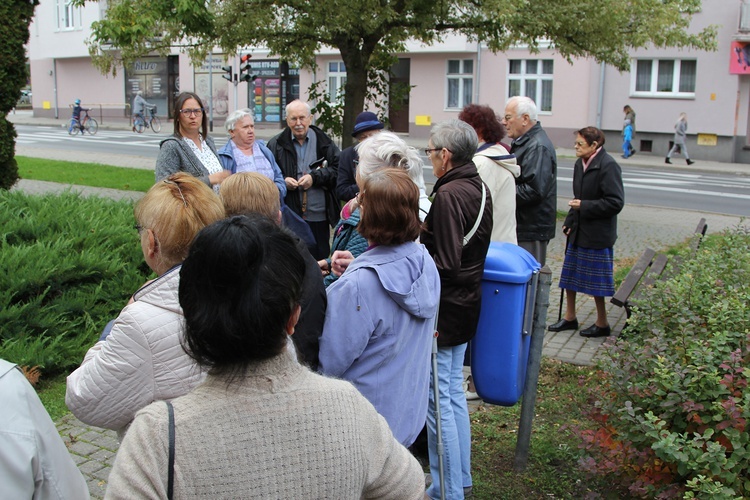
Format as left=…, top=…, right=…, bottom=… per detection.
left=336, top=111, right=384, bottom=202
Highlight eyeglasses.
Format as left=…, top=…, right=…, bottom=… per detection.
left=179, top=108, right=204, bottom=116
left=574, top=141, right=588, bottom=147
left=164, top=179, right=188, bottom=207
left=134, top=223, right=145, bottom=234
left=424, top=148, right=441, bottom=156
left=503, top=115, right=514, bottom=122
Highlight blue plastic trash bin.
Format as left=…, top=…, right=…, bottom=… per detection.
left=471, top=242, right=541, bottom=406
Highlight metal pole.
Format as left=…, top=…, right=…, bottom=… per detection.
left=429, top=306, right=445, bottom=500
left=208, top=53, right=214, bottom=132
left=430, top=334, right=446, bottom=500
left=514, top=265, right=552, bottom=471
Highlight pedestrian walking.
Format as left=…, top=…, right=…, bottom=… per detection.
left=622, top=119, right=634, bottom=159
left=665, top=112, right=695, bottom=165
left=623, top=105, right=636, bottom=156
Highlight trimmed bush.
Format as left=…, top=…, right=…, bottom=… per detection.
left=576, top=226, right=750, bottom=498
left=0, top=190, right=152, bottom=375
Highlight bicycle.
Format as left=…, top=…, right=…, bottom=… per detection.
left=133, top=106, right=161, bottom=133
left=68, top=110, right=98, bottom=136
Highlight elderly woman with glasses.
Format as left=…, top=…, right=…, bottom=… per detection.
left=421, top=119, right=493, bottom=500
left=217, top=108, right=287, bottom=199
left=155, top=92, right=230, bottom=192
left=548, top=126, right=624, bottom=338
left=106, top=214, right=426, bottom=498
left=66, top=173, right=226, bottom=439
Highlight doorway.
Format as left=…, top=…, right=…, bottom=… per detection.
left=389, top=59, right=411, bottom=133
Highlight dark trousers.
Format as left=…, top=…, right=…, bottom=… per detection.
left=307, top=220, right=331, bottom=261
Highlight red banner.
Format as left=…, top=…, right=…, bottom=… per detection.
left=730, top=41, right=750, bottom=74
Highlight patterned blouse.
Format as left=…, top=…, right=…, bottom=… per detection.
left=183, top=135, right=223, bottom=193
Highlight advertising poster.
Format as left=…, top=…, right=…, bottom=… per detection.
left=247, top=60, right=282, bottom=123
left=730, top=41, right=750, bottom=75
left=195, top=55, right=230, bottom=118
left=125, top=57, right=169, bottom=117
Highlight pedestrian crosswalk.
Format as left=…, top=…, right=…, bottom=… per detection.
left=15, top=126, right=230, bottom=151
left=16, top=127, right=165, bottom=147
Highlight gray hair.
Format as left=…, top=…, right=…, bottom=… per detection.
left=430, top=119, right=478, bottom=165
left=285, top=99, right=311, bottom=117
left=506, top=96, right=538, bottom=122
left=355, top=131, right=426, bottom=190
left=225, top=109, right=254, bottom=133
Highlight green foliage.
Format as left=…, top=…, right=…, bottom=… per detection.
left=75, top=0, right=717, bottom=149
left=0, top=191, right=152, bottom=376
left=0, top=0, right=39, bottom=190
left=17, top=156, right=155, bottom=192
left=576, top=227, right=750, bottom=498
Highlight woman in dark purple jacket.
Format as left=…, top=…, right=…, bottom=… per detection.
left=548, top=126, right=624, bottom=338
left=420, top=119, right=492, bottom=500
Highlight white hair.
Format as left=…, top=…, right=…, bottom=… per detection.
left=355, top=131, right=426, bottom=190
left=225, top=108, right=254, bottom=133
left=506, top=96, right=538, bottom=122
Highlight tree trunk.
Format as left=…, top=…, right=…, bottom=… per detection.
left=337, top=38, right=376, bottom=149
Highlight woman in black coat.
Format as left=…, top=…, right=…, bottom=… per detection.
left=548, top=126, right=624, bottom=338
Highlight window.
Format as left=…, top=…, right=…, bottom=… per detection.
left=327, top=61, right=346, bottom=102
left=446, top=59, right=473, bottom=109
left=632, top=59, right=696, bottom=97
left=55, top=0, right=81, bottom=30
left=507, top=59, right=553, bottom=112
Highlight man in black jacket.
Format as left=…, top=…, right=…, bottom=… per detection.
left=267, top=100, right=340, bottom=260
left=502, top=96, right=557, bottom=266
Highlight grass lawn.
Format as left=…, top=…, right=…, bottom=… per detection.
left=17, top=156, right=154, bottom=192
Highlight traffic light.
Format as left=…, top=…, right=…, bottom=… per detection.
left=221, top=65, right=233, bottom=82
left=239, top=54, right=256, bottom=83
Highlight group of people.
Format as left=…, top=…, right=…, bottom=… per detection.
left=16, top=91, right=628, bottom=498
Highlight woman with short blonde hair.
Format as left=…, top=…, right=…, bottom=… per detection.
left=66, top=173, right=225, bottom=437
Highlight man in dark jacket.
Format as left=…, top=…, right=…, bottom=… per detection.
left=502, top=96, right=557, bottom=266
left=267, top=100, right=340, bottom=260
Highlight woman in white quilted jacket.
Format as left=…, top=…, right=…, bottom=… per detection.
left=65, top=173, right=225, bottom=438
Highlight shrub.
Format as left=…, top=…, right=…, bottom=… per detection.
left=575, top=226, right=750, bottom=499
left=0, top=191, right=152, bottom=376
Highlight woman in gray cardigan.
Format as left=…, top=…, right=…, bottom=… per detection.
left=155, top=92, right=230, bottom=191
left=665, top=112, right=695, bottom=165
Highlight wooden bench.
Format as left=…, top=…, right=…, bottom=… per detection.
left=611, top=218, right=707, bottom=319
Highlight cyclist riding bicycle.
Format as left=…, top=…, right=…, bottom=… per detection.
left=132, top=91, right=155, bottom=131
left=71, top=99, right=89, bottom=133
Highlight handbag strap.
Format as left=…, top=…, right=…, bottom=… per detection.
left=463, top=183, right=487, bottom=247
left=166, top=401, right=175, bottom=500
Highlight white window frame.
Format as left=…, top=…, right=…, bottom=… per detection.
left=55, top=0, right=82, bottom=31
left=327, top=61, right=346, bottom=103
left=445, top=59, right=474, bottom=110
left=507, top=59, right=554, bottom=113
left=630, top=59, right=696, bottom=98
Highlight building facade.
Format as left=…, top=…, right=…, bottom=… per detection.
left=26, top=0, right=750, bottom=162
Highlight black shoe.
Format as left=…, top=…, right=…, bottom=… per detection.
left=548, top=318, right=578, bottom=332
left=686, top=159, right=695, bottom=165
left=579, top=324, right=611, bottom=338
left=631, top=149, right=637, bottom=155
left=665, top=158, right=672, bottom=164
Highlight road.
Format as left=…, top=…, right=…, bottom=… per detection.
left=14, top=125, right=750, bottom=217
